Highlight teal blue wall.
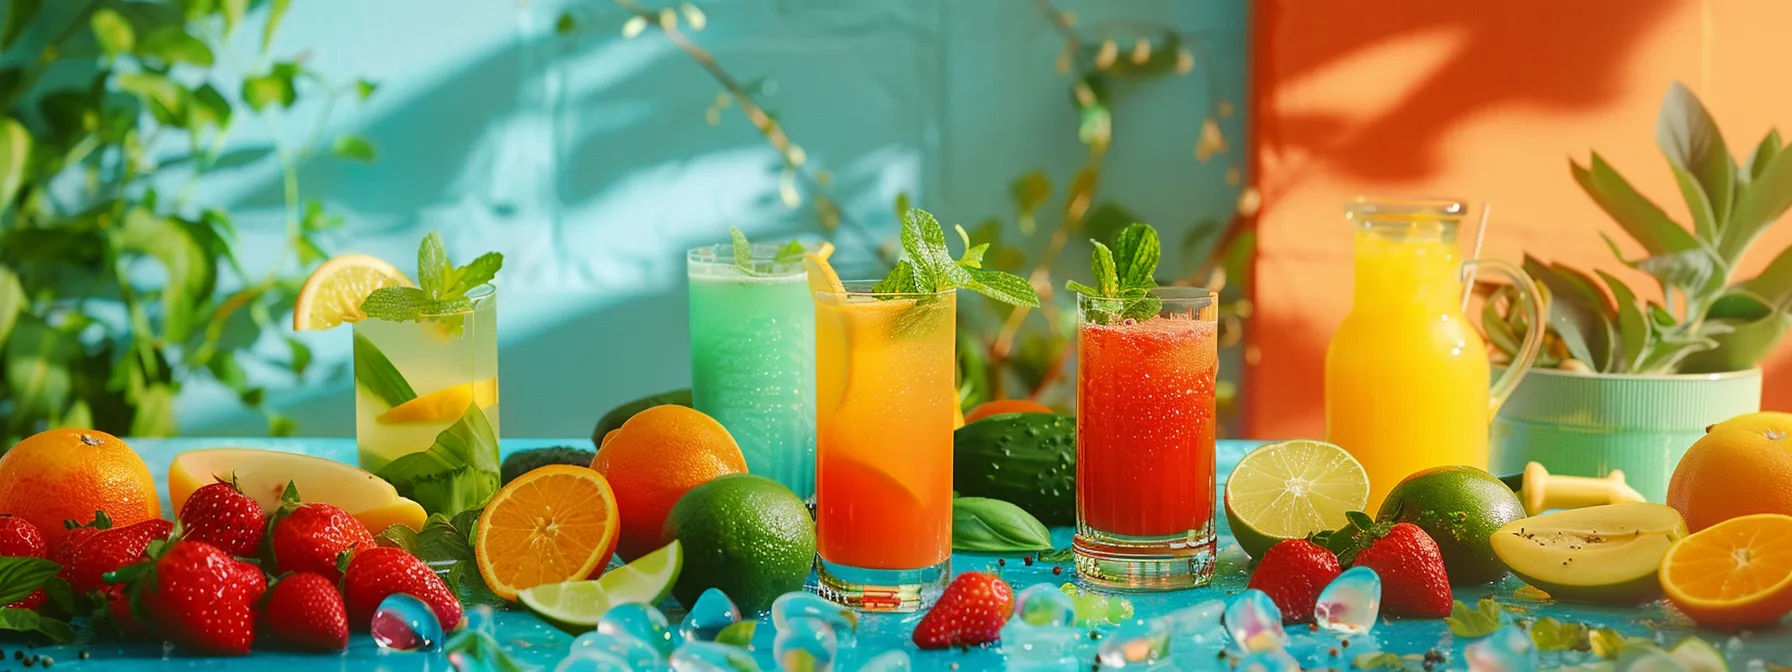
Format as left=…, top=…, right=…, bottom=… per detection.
left=179, top=0, right=1250, bottom=438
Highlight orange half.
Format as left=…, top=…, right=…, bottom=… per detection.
left=1660, top=513, right=1792, bottom=626
left=476, top=465, right=620, bottom=601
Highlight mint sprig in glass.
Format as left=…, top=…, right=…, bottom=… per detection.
left=1066, top=222, right=1163, bottom=323
left=875, top=208, right=1040, bottom=307
left=354, top=232, right=504, bottom=516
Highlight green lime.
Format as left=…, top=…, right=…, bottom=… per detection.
left=1223, top=440, right=1370, bottom=559
left=518, top=540, right=682, bottom=633
left=663, top=474, right=816, bottom=614
left=1377, top=465, right=1524, bottom=586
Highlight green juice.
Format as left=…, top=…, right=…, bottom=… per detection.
left=687, top=247, right=817, bottom=499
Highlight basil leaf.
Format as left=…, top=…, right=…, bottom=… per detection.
left=411, top=512, right=506, bottom=608
left=41, top=577, right=73, bottom=615
left=951, top=497, right=1052, bottom=552
left=353, top=332, right=417, bottom=407
left=0, top=557, right=59, bottom=606
left=374, top=523, right=422, bottom=555
left=0, top=607, right=74, bottom=644
left=375, top=404, right=500, bottom=516
left=730, top=226, right=753, bottom=271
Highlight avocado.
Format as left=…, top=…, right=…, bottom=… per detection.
left=500, top=446, right=597, bottom=485
left=592, top=389, right=692, bottom=444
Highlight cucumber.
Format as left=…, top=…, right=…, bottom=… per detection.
left=953, top=413, right=1076, bottom=526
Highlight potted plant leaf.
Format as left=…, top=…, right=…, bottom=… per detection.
left=1483, top=82, right=1792, bottom=500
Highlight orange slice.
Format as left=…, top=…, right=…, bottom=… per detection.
left=476, top=465, right=620, bottom=601
left=1660, top=513, right=1792, bottom=626
left=377, top=378, right=499, bottom=424
left=804, top=252, right=845, bottom=295
left=293, top=254, right=411, bottom=330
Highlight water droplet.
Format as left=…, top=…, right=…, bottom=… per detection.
left=371, top=594, right=443, bottom=652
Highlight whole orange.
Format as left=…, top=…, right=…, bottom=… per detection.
left=591, top=405, right=746, bottom=560
left=964, top=398, right=1054, bottom=424
left=0, top=429, right=161, bottom=546
left=1666, top=427, right=1792, bottom=532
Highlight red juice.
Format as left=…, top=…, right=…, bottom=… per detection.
left=1075, top=315, right=1217, bottom=538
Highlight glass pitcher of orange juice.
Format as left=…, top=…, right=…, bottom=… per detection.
left=1325, top=197, right=1544, bottom=510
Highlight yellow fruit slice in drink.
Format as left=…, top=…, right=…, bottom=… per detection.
left=1223, top=439, right=1370, bottom=558
left=293, top=254, right=412, bottom=330
left=168, top=448, right=427, bottom=533
left=804, top=251, right=844, bottom=295
left=378, top=378, right=499, bottom=424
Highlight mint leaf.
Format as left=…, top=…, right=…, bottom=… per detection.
left=1111, top=223, right=1160, bottom=289
left=374, top=523, right=422, bottom=555
left=874, top=259, right=924, bottom=294
left=375, top=404, right=501, bottom=516
left=453, top=252, right=503, bottom=295
left=914, top=210, right=972, bottom=288
left=353, top=332, right=418, bottom=407
left=959, top=243, right=989, bottom=269
left=1529, top=617, right=1589, bottom=651
left=1066, top=280, right=1103, bottom=296
left=418, top=231, right=450, bottom=299
left=962, top=267, right=1040, bottom=307
left=0, top=557, right=59, bottom=606
left=775, top=240, right=806, bottom=265
left=1353, top=652, right=1403, bottom=670
left=1446, top=598, right=1503, bottom=638
left=361, top=286, right=434, bottom=322
left=730, top=226, right=753, bottom=271
left=898, top=211, right=942, bottom=291
left=1092, top=242, right=1120, bottom=296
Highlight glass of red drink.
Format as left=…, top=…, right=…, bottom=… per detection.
left=1074, top=287, right=1219, bottom=590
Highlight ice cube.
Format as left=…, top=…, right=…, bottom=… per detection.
left=371, top=593, right=444, bottom=652
left=1465, top=625, right=1538, bottom=672
left=855, top=651, right=912, bottom=672
left=774, top=616, right=837, bottom=672
left=598, top=604, right=675, bottom=656
left=1096, top=620, right=1171, bottom=668
left=1224, top=589, right=1288, bottom=653
left=669, top=641, right=760, bottom=672
left=554, top=651, right=638, bottom=672
left=571, top=631, right=665, bottom=670
left=1233, top=648, right=1301, bottom=672
left=1160, top=600, right=1225, bottom=639
left=680, top=589, right=742, bottom=644
left=465, top=604, right=496, bottom=634
left=1016, top=584, right=1077, bottom=627
left=772, top=592, right=858, bottom=642
left=1314, top=566, right=1382, bottom=635
left=1000, top=620, right=1081, bottom=672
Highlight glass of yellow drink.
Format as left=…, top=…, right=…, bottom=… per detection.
left=811, top=281, right=957, bottom=612
left=353, top=284, right=501, bottom=515
left=1325, top=198, right=1543, bottom=510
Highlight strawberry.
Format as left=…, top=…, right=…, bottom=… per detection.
left=100, top=584, right=149, bottom=639
left=341, top=546, right=463, bottom=632
left=113, top=539, right=266, bottom=655
left=1324, top=514, right=1451, bottom=618
left=179, top=477, right=267, bottom=557
left=61, top=517, right=174, bottom=595
left=912, top=572, right=1013, bottom=649
left=262, top=572, right=348, bottom=651
left=0, top=515, right=49, bottom=610
left=1247, top=538, right=1341, bottom=623
left=267, top=482, right=373, bottom=581
left=51, top=510, right=112, bottom=568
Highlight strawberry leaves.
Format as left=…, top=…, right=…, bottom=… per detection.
left=1311, top=510, right=1390, bottom=566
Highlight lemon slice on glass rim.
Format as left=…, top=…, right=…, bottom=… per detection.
left=292, top=254, right=412, bottom=330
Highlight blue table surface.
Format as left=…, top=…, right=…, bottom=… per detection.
left=22, top=438, right=1792, bottom=670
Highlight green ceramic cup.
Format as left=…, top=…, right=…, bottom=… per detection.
left=1489, top=368, right=1762, bottom=502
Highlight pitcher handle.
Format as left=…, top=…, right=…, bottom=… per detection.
left=1463, top=258, right=1545, bottom=417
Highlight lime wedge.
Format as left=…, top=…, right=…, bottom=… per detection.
left=1223, top=440, right=1368, bottom=559
left=1667, top=636, right=1728, bottom=672
left=518, top=540, right=682, bottom=633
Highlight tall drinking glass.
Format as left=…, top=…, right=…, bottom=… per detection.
left=1074, top=287, right=1219, bottom=590
left=353, top=284, right=500, bottom=516
left=687, top=244, right=817, bottom=499
left=812, top=281, right=956, bottom=612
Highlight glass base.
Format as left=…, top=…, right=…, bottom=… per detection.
left=813, top=556, right=949, bottom=613
left=1073, top=522, right=1216, bottom=591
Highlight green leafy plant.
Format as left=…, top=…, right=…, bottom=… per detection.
left=1486, top=82, right=1792, bottom=374
left=873, top=209, right=1040, bottom=308
left=0, top=1, right=375, bottom=444
left=1066, top=222, right=1163, bottom=322
left=725, top=226, right=803, bottom=274
left=360, top=232, right=503, bottom=334
left=950, top=496, right=1052, bottom=552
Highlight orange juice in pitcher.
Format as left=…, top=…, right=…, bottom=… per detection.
left=1325, top=198, right=1543, bottom=510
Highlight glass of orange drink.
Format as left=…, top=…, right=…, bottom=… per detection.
left=811, top=280, right=957, bottom=612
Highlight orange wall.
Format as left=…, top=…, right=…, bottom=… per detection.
left=1247, top=0, right=1792, bottom=438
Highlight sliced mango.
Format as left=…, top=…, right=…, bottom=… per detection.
left=169, top=448, right=428, bottom=533
left=378, top=378, right=499, bottom=424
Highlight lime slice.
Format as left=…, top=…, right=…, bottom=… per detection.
left=518, top=540, right=682, bottom=633
left=1223, top=440, right=1368, bottom=558
left=1667, top=636, right=1728, bottom=672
